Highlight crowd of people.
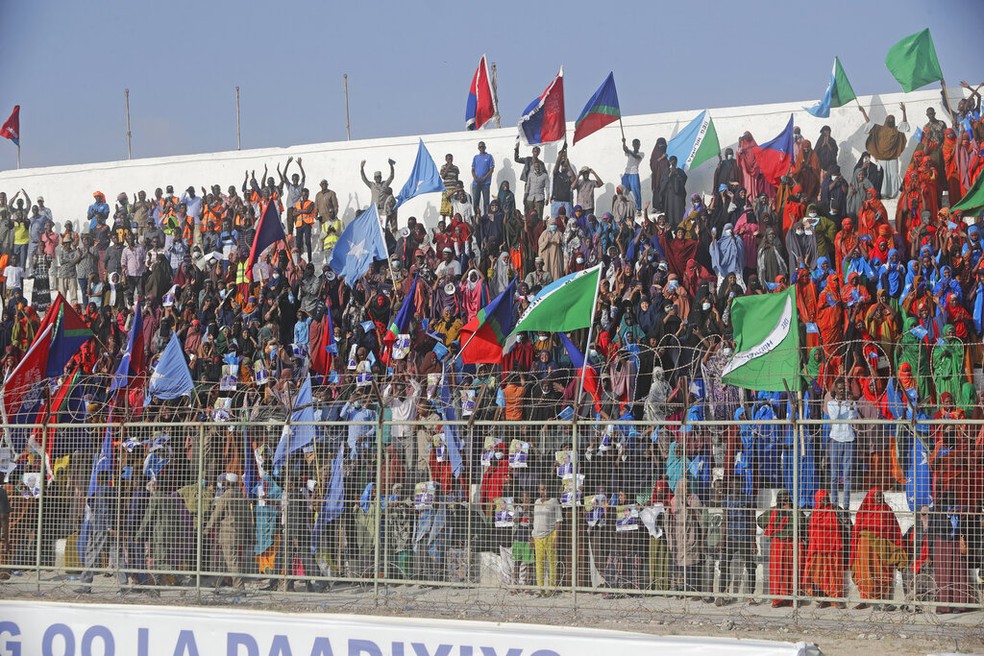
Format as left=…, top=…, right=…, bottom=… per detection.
left=1, top=87, right=984, bottom=612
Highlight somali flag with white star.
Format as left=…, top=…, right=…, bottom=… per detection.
left=328, top=203, right=389, bottom=287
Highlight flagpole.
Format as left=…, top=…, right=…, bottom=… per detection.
left=618, top=117, right=626, bottom=142
left=16, top=144, right=20, bottom=170
left=124, top=88, right=132, bottom=160
left=343, top=74, right=351, bottom=141
left=491, top=62, right=501, bottom=129
left=574, top=265, right=603, bottom=413
left=235, top=86, right=242, bottom=151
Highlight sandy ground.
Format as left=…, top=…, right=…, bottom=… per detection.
left=3, top=573, right=983, bottom=656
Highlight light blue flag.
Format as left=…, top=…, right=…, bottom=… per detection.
left=395, top=139, right=445, bottom=207
left=328, top=204, right=389, bottom=287
left=146, top=332, right=193, bottom=402
left=906, top=435, right=933, bottom=511
left=312, top=443, right=345, bottom=552
left=87, top=425, right=115, bottom=497
left=437, top=368, right=463, bottom=479
left=273, top=374, right=315, bottom=468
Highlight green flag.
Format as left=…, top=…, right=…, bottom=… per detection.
left=805, top=57, right=857, bottom=118
left=721, top=287, right=801, bottom=392
left=885, top=29, right=943, bottom=93
left=509, top=264, right=601, bottom=335
left=951, top=173, right=984, bottom=214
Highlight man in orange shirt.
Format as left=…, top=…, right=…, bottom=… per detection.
left=293, top=188, right=316, bottom=263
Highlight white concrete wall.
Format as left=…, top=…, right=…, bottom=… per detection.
left=0, top=88, right=950, bottom=232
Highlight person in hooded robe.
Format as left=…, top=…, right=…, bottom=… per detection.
left=649, top=137, right=669, bottom=212
left=737, top=132, right=770, bottom=198
left=785, top=220, right=818, bottom=273
left=758, top=228, right=789, bottom=283
left=814, top=126, right=839, bottom=174
left=860, top=103, right=910, bottom=199
left=664, top=156, right=688, bottom=225
left=709, top=224, right=744, bottom=290
left=713, top=148, right=741, bottom=191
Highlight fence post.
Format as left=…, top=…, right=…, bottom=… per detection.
left=34, top=419, right=49, bottom=593
left=791, top=392, right=801, bottom=614
left=571, top=418, right=578, bottom=610
left=196, top=422, right=205, bottom=600
left=374, top=408, right=384, bottom=603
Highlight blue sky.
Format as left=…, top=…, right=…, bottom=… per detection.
left=0, top=0, right=979, bottom=169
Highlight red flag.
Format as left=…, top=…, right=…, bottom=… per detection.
left=246, top=201, right=286, bottom=281
left=0, top=105, right=20, bottom=146
left=1, top=325, right=53, bottom=422
left=465, top=55, right=497, bottom=131
left=309, top=315, right=333, bottom=376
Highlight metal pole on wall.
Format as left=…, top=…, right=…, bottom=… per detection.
left=491, top=62, right=501, bottom=129
left=343, top=74, right=352, bottom=141
left=236, top=86, right=242, bottom=151
left=124, top=88, right=132, bottom=160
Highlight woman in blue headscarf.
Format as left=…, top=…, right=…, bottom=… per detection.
left=878, top=248, right=906, bottom=312
left=710, top=223, right=745, bottom=289
left=933, top=265, right=962, bottom=303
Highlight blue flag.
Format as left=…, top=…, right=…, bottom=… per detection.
left=242, top=426, right=258, bottom=498
left=387, top=274, right=419, bottom=339
left=395, top=140, right=444, bottom=206
left=328, top=204, right=389, bottom=287
left=437, top=369, right=463, bottom=479
left=110, top=300, right=143, bottom=393
left=274, top=374, right=315, bottom=468
left=906, top=436, right=933, bottom=511
left=246, top=200, right=286, bottom=277
left=147, top=332, right=193, bottom=402
left=87, top=426, right=115, bottom=497
left=312, top=443, right=346, bottom=552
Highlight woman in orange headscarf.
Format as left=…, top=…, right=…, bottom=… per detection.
left=942, top=129, right=963, bottom=202
left=756, top=489, right=805, bottom=607
left=816, top=279, right=845, bottom=358
left=857, top=187, right=889, bottom=242
left=850, top=488, right=907, bottom=608
left=805, top=490, right=846, bottom=606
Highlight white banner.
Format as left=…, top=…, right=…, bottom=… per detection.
left=0, top=601, right=817, bottom=656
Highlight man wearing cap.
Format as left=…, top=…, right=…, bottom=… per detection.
left=435, top=247, right=461, bottom=281
left=87, top=191, right=110, bottom=230
left=180, top=185, right=203, bottom=230
left=360, top=157, right=396, bottom=215
left=524, top=256, right=553, bottom=293
left=572, top=166, right=603, bottom=217
left=472, top=141, right=495, bottom=216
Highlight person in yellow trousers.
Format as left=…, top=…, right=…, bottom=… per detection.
left=532, top=482, right=562, bottom=596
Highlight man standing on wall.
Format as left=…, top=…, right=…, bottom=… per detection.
left=621, top=137, right=644, bottom=213
left=472, top=141, right=495, bottom=217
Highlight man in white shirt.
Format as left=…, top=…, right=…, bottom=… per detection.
left=382, top=378, right=422, bottom=475
left=434, top=247, right=462, bottom=281
left=621, top=137, right=643, bottom=213
left=826, top=379, right=856, bottom=509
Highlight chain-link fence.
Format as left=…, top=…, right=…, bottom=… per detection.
left=1, top=412, right=982, bottom=622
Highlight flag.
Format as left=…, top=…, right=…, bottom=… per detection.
left=722, top=287, right=800, bottom=392
left=906, top=435, right=933, bottom=511
left=31, top=366, right=81, bottom=464
left=309, top=310, right=335, bottom=376
left=1, top=325, right=53, bottom=429
left=885, top=29, right=943, bottom=93
left=395, top=140, right=445, bottom=207
left=437, top=369, right=463, bottom=479
left=312, top=443, right=345, bottom=551
left=110, top=300, right=144, bottom=393
left=752, top=115, right=795, bottom=187
left=459, top=279, right=517, bottom=364
left=572, top=72, right=620, bottom=145
left=387, top=274, right=419, bottom=342
left=518, top=68, right=566, bottom=146
left=87, top=426, right=116, bottom=497
left=147, top=332, right=193, bottom=401
left=665, top=110, right=720, bottom=171
left=0, top=106, right=19, bottom=147
left=558, top=332, right=600, bottom=410
left=465, top=55, right=497, bottom=131
left=245, top=200, right=286, bottom=281
left=951, top=172, right=984, bottom=214
left=34, top=294, right=93, bottom=378
left=273, top=374, right=315, bottom=468
left=242, top=427, right=259, bottom=499
left=805, top=57, right=857, bottom=118
left=328, top=204, right=389, bottom=287
left=508, top=264, right=600, bottom=337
